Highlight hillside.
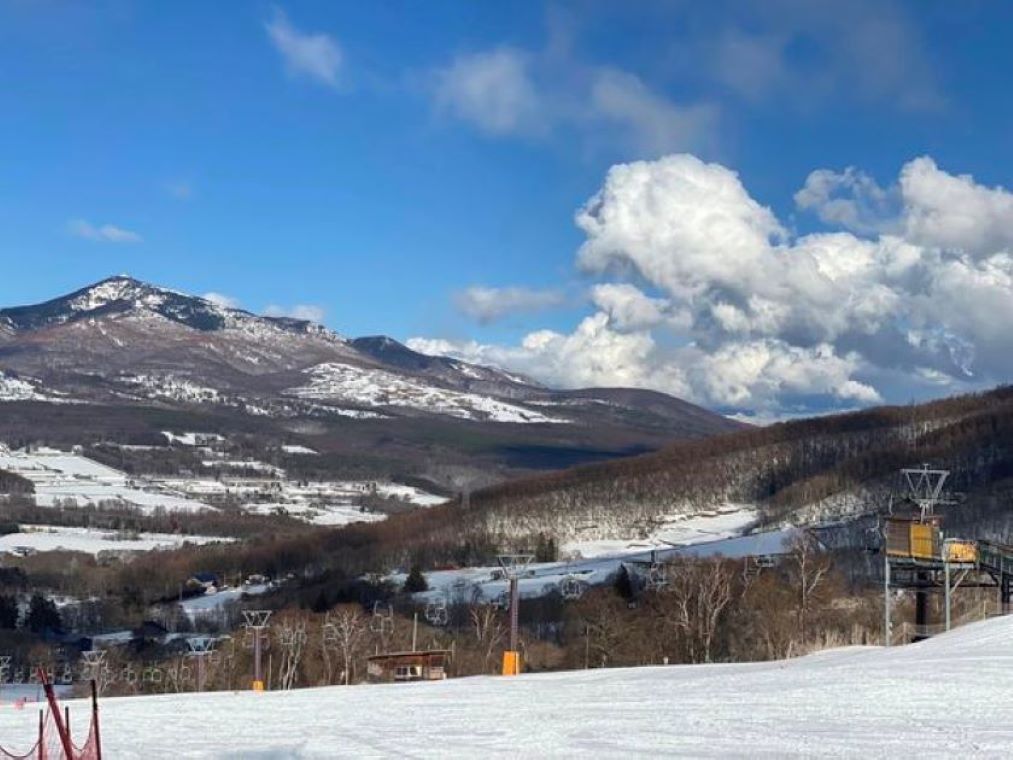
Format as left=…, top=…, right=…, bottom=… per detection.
left=379, top=386, right=1013, bottom=552
left=0, top=276, right=741, bottom=486
left=2, top=616, right=1010, bottom=757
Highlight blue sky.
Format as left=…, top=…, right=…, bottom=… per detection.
left=3, top=1, right=1013, bottom=418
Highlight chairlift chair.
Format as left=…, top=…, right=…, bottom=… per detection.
left=560, top=574, right=586, bottom=600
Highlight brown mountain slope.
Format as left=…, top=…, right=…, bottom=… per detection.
left=382, top=386, right=1013, bottom=548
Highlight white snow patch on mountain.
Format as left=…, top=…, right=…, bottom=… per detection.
left=287, top=362, right=567, bottom=423
left=118, top=374, right=223, bottom=404
left=0, top=372, right=48, bottom=402
left=281, top=444, right=317, bottom=455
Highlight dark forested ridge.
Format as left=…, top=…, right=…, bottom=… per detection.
left=405, top=386, right=1013, bottom=548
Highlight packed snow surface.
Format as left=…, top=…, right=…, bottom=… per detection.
left=2, top=616, right=1011, bottom=757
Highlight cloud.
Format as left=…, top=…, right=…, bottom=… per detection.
left=433, top=49, right=544, bottom=137
left=794, top=167, right=897, bottom=234
left=454, top=285, right=565, bottom=323
left=266, top=8, right=342, bottom=88
left=412, top=153, right=1013, bottom=417
left=589, top=283, right=683, bottom=331
left=264, top=303, right=326, bottom=323
left=899, top=157, right=1013, bottom=256
left=203, top=292, right=240, bottom=309
left=68, top=219, right=142, bottom=244
left=706, top=1, right=941, bottom=111
left=589, top=69, right=717, bottom=155
left=429, top=45, right=716, bottom=154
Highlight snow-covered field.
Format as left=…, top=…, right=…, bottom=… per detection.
left=563, top=504, right=760, bottom=558
left=0, top=446, right=211, bottom=513
left=1, top=616, right=1010, bottom=757
left=0, top=525, right=228, bottom=556
left=227, top=478, right=445, bottom=526
left=0, top=443, right=443, bottom=525
left=179, top=582, right=271, bottom=621
left=288, top=362, right=567, bottom=423
left=401, top=526, right=798, bottom=605
left=242, top=500, right=386, bottom=527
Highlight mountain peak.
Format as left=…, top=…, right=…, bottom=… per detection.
left=2, top=276, right=256, bottom=334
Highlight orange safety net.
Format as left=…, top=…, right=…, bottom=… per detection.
left=0, top=676, right=100, bottom=760
left=0, top=707, right=99, bottom=760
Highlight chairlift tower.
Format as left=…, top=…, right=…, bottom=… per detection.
left=881, top=465, right=1006, bottom=646
left=242, top=610, right=272, bottom=691
left=186, top=636, right=217, bottom=692
left=497, top=553, right=533, bottom=676
left=900, top=464, right=954, bottom=521
left=80, top=650, right=107, bottom=695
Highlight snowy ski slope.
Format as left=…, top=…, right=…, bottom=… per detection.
left=1, top=615, right=1010, bottom=757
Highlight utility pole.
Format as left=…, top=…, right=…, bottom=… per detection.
left=242, top=610, right=271, bottom=691
left=883, top=542, right=891, bottom=647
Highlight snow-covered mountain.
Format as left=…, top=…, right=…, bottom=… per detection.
left=0, top=276, right=738, bottom=426
left=0, top=276, right=741, bottom=480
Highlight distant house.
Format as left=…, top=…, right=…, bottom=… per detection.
left=187, top=572, right=221, bottom=593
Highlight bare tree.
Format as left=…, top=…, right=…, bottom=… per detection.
left=578, top=593, right=628, bottom=668
left=656, top=558, right=735, bottom=663
left=789, top=532, right=832, bottom=646
left=276, top=618, right=308, bottom=691
left=469, top=604, right=506, bottom=671
left=326, top=605, right=369, bottom=685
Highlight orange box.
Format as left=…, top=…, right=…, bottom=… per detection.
left=501, top=651, right=521, bottom=676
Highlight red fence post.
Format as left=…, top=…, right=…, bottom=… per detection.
left=91, top=680, right=102, bottom=760
left=38, top=668, right=73, bottom=760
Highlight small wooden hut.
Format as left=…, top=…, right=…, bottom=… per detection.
left=366, top=650, right=450, bottom=683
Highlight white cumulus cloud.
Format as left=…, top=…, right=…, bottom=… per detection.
left=412, top=153, right=1013, bottom=418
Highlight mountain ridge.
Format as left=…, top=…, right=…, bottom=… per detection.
left=0, top=276, right=743, bottom=484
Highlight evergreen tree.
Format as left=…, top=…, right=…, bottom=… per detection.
left=0, top=595, right=17, bottom=629
left=403, top=565, right=429, bottom=593
left=311, top=589, right=330, bottom=613
left=25, top=593, right=61, bottom=635
left=613, top=565, right=635, bottom=601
